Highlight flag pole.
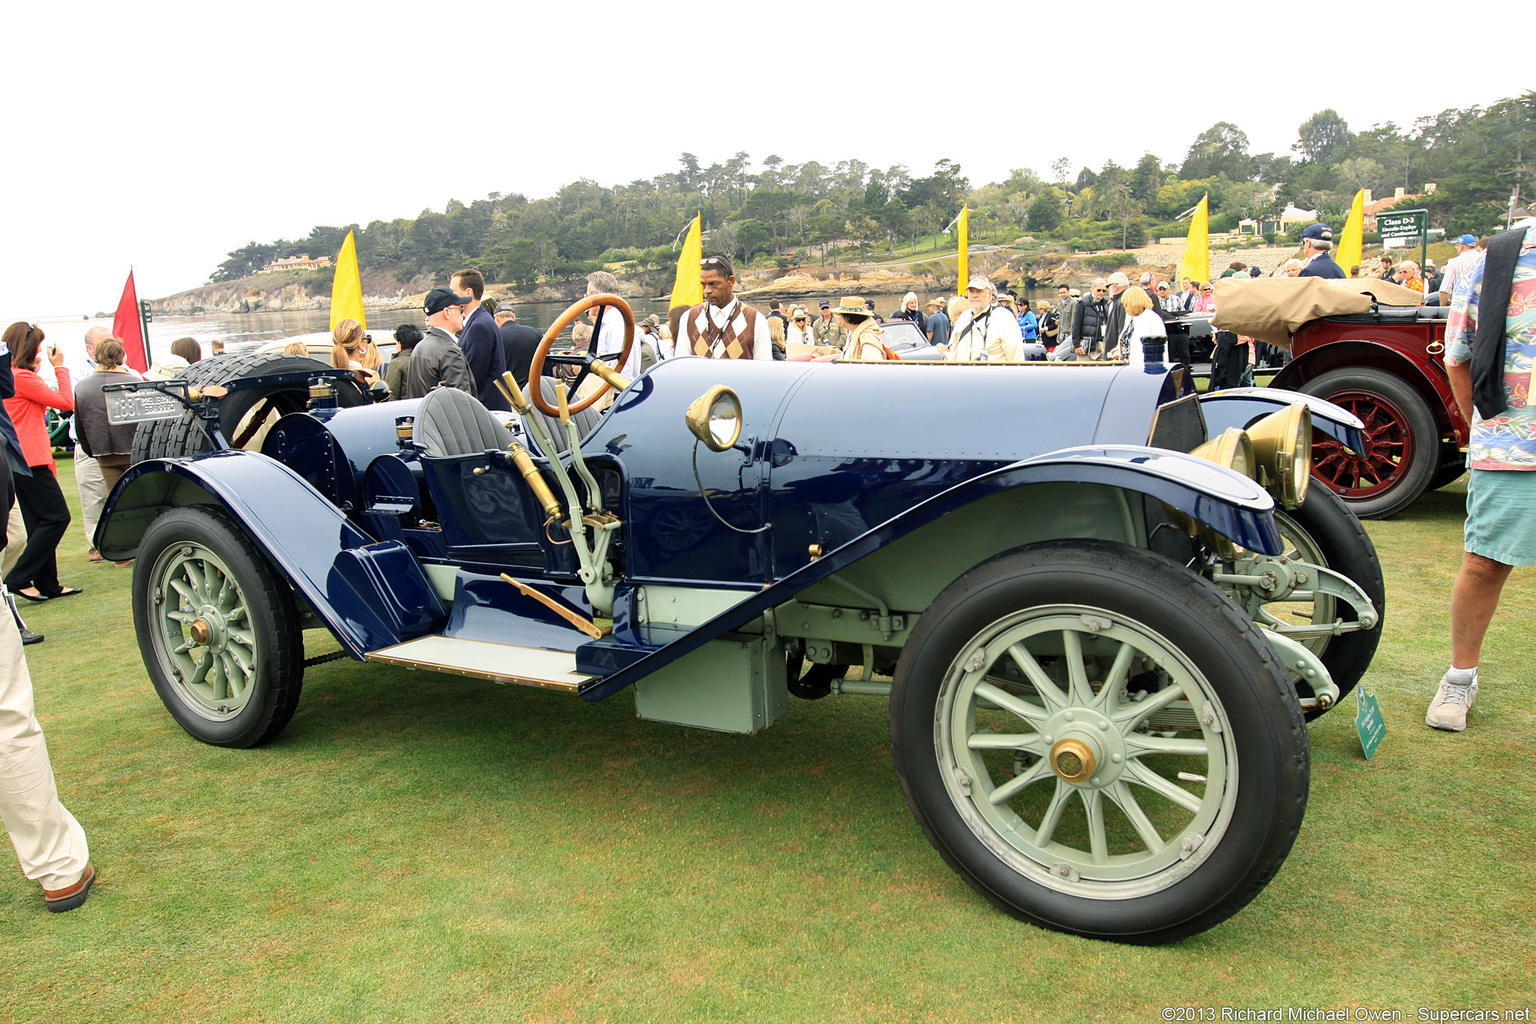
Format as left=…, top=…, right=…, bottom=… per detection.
left=137, top=271, right=153, bottom=369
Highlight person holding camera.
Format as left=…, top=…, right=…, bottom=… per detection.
left=0, top=323, right=81, bottom=602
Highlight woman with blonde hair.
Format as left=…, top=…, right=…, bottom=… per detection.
left=1110, top=286, right=1167, bottom=366
left=331, top=319, right=381, bottom=372
left=1193, top=282, right=1216, bottom=313
left=330, top=342, right=379, bottom=387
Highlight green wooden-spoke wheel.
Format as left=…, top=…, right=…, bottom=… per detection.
left=134, top=507, right=303, bottom=748
left=891, top=541, right=1308, bottom=944
left=151, top=541, right=258, bottom=716
left=940, top=609, right=1238, bottom=891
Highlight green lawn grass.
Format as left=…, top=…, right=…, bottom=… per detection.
left=3, top=461, right=1532, bottom=1023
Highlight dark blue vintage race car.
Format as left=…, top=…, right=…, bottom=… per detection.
left=98, top=295, right=1383, bottom=945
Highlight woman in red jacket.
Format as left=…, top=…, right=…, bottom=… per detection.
left=1, top=323, right=80, bottom=602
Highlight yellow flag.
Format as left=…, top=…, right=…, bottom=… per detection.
left=956, top=205, right=970, bottom=290
left=1337, top=189, right=1366, bottom=278
left=669, top=213, right=703, bottom=311
left=1176, top=194, right=1209, bottom=289
left=329, top=230, right=365, bottom=331
left=667, top=213, right=703, bottom=342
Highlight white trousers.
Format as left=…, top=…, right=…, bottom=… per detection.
left=74, top=452, right=107, bottom=551
left=1, top=501, right=26, bottom=578
left=0, top=606, right=89, bottom=891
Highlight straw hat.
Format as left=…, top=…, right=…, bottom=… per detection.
left=832, top=296, right=870, bottom=317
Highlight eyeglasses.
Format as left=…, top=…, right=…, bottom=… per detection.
left=1201, top=287, right=1213, bottom=293
left=1092, top=288, right=1106, bottom=294
left=699, top=256, right=730, bottom=271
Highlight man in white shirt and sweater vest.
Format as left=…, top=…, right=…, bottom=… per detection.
left=675, top=255, right=772, bottom=360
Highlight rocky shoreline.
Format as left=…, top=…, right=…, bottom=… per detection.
left=151, top=243, right=1315, bottom=315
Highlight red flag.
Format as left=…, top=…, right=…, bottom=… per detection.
left=112, top=270, right=150, bottom=373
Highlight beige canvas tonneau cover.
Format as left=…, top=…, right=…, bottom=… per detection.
left=1210, top=277, right=1426, bottom=348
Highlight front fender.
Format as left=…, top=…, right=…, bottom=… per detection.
left=582, top=445, right=1280, bottom=700
left=96, top=450, right=445, bottom=656
left=1199, top=387, right=1367, bottom=453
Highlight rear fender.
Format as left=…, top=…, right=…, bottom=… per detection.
left=96, top=450, right=445, bottom=656
left=582, top=446, right=1279, bottom=700
left=1199, top=387, right=1367, bottom=453
left=1271, top=340, right=1461, bottom=439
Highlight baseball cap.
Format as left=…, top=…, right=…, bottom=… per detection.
left=1453, top=234, right=1476, bottom=247
left=1299, top=223, right=1333, bottom=242
left=424, top=287, right=472, bottom=315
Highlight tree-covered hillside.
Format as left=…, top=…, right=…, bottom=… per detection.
left=211, top=94, right=1534, bottom=289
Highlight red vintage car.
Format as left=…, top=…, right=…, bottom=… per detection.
left=1270, top=305, right=1468, bottom=519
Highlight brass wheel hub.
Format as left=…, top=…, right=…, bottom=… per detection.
left=1050, top=738, right=1098, bottom=783
left=189, top=619, right=211, bottom=646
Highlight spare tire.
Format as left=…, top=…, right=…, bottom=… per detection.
left=130, top=351, right=370, bottom=464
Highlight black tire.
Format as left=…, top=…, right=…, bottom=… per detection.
left=133, top=506, right=304, bottom=748
left=889, top=540, right=1308, bottom=945
left=1269, top=486, right=1386, bottom=720
left=130, top=352, right=369, bottom=464
left=1430, top=444, right=1467, bottom=491
left=1301, top=366, right=1437, bottom=519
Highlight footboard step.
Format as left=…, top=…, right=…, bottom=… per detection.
left=366, top=636, right=599, bottom=694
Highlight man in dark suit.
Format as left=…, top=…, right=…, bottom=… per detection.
left=450, top=269, right=509, bottom=411
left=1297, top=223, right=1346, bottom=279
left=494, top=308, right=543, bottom=388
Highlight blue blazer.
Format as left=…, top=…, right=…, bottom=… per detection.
left=458, top=307, right=510, bottom=411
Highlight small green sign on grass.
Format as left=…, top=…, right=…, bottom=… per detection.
left=1355, top=687, right=1386, bottom=760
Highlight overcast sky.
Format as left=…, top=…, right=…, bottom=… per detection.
left=5, top=0, right=1527, bottom=316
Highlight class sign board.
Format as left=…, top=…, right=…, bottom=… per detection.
left=1355, top=687, right=1386, bottom=760
left=1377, top=209, right=1428, bottom=242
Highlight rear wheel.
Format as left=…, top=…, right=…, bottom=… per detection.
left=133, top=506, right=304, bottom=747
left=890, top=541, right=1308, bottom=944
left=1301, top=367, right=1437, bottom=519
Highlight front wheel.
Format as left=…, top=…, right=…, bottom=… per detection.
left=890, top=541, right=1308, bottom=944
left=133, top=506, right=304, bottom=747
left=1267, top=486, right=1386, bottom=719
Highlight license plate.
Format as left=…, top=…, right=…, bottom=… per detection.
left=105, top=388, right=187, bottom=424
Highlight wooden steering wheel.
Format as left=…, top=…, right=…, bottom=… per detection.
left=528, top=293, right=636, bottom=415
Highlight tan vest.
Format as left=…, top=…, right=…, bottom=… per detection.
left=686, top=300, right=760, bottom=359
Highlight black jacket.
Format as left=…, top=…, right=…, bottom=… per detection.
left=1072, top=298, right=1110, bottom=353
left=498, top=321, right=543, bottom=388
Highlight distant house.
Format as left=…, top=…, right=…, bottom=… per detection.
left=1239, top=206, right=1320, bottom=237
left=1363, top=186, right=1436, bottom=232
left=259, top=254, right=333, bottom=273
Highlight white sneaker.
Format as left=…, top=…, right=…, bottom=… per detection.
left=1426, top=676, right=1479, bottom=732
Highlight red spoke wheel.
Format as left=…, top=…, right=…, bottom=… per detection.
left=1301, top=367, right=1437, bottom=519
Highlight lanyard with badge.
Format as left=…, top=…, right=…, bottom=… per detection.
left=701, top=298, right=741, bottom=352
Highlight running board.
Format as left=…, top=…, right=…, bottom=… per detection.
left=366, top=636, right=600, bottom=694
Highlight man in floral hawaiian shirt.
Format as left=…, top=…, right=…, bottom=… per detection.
left=1427, top=220, right=1536, bottom=731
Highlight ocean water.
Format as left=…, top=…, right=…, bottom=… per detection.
left=16, top=299, right=678, bottom=371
